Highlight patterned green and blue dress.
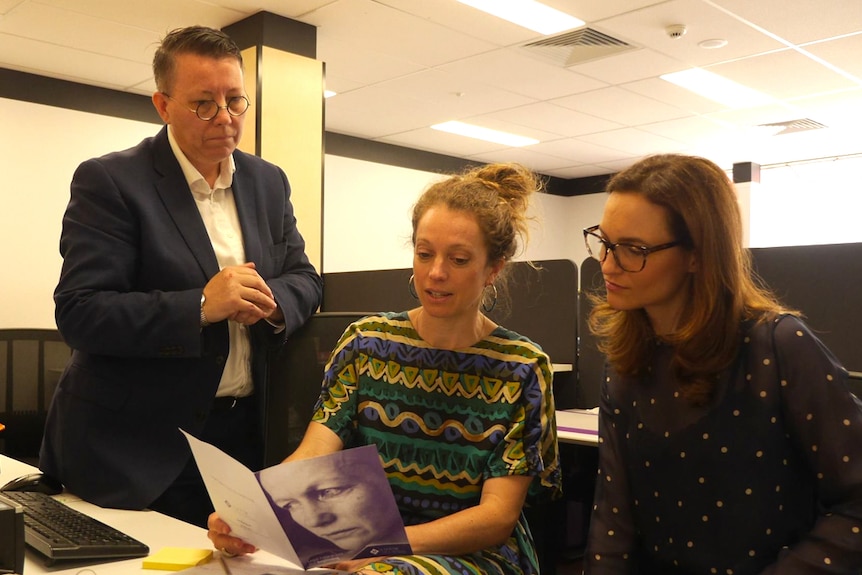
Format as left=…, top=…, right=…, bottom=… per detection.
left=311, top=312, right=562, bottom=575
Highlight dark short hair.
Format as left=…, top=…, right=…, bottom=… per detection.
left=153, top=25, right=243, bottom=93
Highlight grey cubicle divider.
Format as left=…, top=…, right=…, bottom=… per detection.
left=577, top=257, right=605, bottom=409
left=750, top=242, right=862, bottom=375
left=320, top=259, right=581, bottom=409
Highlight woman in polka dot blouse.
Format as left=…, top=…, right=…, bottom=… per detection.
left=581, top=154, right=862, bottom=574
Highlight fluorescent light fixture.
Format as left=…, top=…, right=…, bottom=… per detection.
left=431, top=121, right=539, bottom=147
left=457, top=0, right=584, bottom=35
left=660, top=68, right=773, bottom=108
left=324, top=90, right=337, bottom=98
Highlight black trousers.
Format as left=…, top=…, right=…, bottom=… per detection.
left=149, top=395, right=262, bottom=528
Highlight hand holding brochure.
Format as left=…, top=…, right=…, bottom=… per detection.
left=182, top=431, right=411, bottom=569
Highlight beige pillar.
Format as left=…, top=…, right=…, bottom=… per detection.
left=225, top=13, right=324, bottom=274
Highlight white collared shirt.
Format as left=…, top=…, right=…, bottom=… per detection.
left=167, top=126, right=252, bottom=398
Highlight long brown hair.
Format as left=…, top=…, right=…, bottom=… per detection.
left=588, top=154, right=791, bottom=404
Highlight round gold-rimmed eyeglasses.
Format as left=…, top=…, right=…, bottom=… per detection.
left=162, top=93, right=250, bottom=121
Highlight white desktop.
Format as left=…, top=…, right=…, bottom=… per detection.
left=1, top=408, right=595, bottom=574
left=0, top=455, right=309, bottom=575
left=555, top=408, right=599, bottom=446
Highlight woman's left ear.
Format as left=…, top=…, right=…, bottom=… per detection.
left=687, top=252, right=698, bottom=273
left=487, top=260, right=505, bottom=285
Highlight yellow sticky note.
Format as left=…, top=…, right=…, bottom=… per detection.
left=143, top=547, right=213, bottom=571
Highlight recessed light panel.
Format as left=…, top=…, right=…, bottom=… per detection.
left=457, top=0, right=584, bottom=35
left=661, top=68, right=773, bottom=108
left=431, top=121, right=539, bottom=147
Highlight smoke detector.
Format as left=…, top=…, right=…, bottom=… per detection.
left=666, top=24, right=687, bottom=39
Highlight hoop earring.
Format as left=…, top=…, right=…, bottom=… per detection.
left=482, top=284, right=498, bottom=313
left=408, top=274, right=418, bottom=299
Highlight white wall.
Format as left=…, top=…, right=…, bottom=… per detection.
left=322, top=156, right=445, bottom=273
left=749, top=156, right=862, bottom=248
left=322, top=155, right=602, bottom=273
left=1, top=97, right=156, bottom=329
left=5, top=95, right=860, bottom=329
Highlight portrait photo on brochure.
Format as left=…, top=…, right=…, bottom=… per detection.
left=184, top=432, right=411, bottom=570
left=256, top=444, right=411, bottom=568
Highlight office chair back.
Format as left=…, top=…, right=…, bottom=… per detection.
left=263, top=312, right=373, bottom=466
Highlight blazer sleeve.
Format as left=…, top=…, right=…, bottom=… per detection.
left=54, top=154, right=209, bottom=358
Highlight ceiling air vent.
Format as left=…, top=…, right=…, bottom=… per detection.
left=520, top=28, right=637, bottom=67
left=757, top=118, right=827, bottom=135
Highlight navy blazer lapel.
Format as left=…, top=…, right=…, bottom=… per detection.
left=232, top=156, right=263, bottom=266
left=151, top=127, right=220, bottom=279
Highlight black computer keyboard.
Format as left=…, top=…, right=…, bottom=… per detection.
left=0, top=491, right=149, bottom=565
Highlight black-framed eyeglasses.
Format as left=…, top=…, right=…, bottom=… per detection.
left=583, top=225, right=682, bottom=273
left=162, top=93, right=250, bottom=121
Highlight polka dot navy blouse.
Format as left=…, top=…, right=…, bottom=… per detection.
left=583, top=315, right=862, bottom=574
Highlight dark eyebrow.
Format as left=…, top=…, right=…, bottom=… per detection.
left=598, top=228, right=651, bottom=246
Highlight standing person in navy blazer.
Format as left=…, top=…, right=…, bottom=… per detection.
left=39, top=25, right=323, bottom=528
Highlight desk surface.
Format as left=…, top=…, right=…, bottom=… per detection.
left=555, top=409, right=599, bottom=446
left=2, top=412, right=596, bottom=573
left=0, top=455, right=295, bottom=575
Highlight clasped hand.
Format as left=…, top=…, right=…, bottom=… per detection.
left=202, top=263, right=282, bottom=325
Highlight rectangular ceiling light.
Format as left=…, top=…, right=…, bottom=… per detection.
left=457, top=0, right=584, bottom=35
left=661, top=68, right=774, bottom=108
left=432, top=121, right=539, bottom=147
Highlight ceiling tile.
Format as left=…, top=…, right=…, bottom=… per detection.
left=790, top=88, right=862, bottom=128
left=711, top=0, right=862, bottom=45
left=542, top=0, right=667, bottom=23
left=543, top=164, right=615, bottom=179
left=318, top=37, right=426, bottom=86
left=0, top=33, right=154, bottom=90
left=1, top=0, right=861, bottom=179
left=436, top=48, right=607, bottom=101
left=595, top=0, right=786, bottom=66
left=303, top=0, right=495, bottom=68
left=325, top=88, right=449, bottom=138
left=33, top=0, right=248, bottom=34
left=528, top=138, right=632, bottom=165
left=479, top=102, right=623, bottom=137
left=379, top=126, right=507, bottom=157
left=567, top=48, right=687, bottom=84
left=551, top=86, right=689, bottom=125
left=0, top=2, right=159, bottom=64
left=621, top=77, right=726, bottom=115
left=707, top=49, right=859, bottom=100
left=803, top=33, right=862, bottom=81
left=578, top=127, right=687, bottom=156
left=373, top=0, right=544, bottom=46
left=374, top=69, right=536, bottom=118
left=468, top=147, right=584, bottom=172
left=638, top=115, right=731, bottom=142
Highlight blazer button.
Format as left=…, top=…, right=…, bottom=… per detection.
left=215, top=355, right=226, bottom=366
left=195, top=410, right=207, bottom=422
